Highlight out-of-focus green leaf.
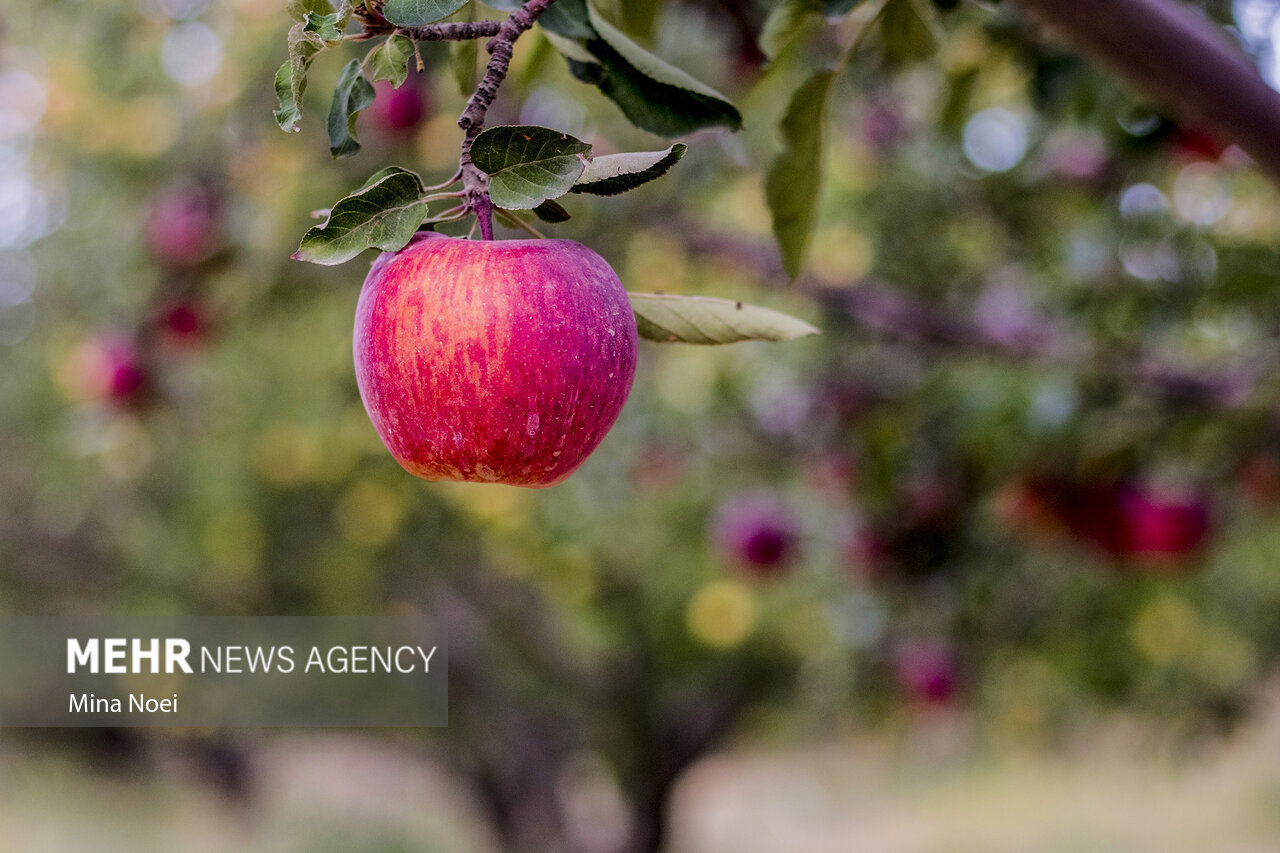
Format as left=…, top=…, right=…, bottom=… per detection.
left=327, top=59, right=376, bottom=159
left=294, top=167, right=434, bottom=265
left=823, top=0, right=864, bottom=13
left=471, top=125, right=591, bottom=209
left=593, top=0, right=661, bottom=42
left=880, top=0, right=939, bottom=61
left=570, top=144, right=685, bottom=196
left=537, top=0, right=595, bottom=38
left=761, top=0, right=823, bottom=60
left=449, top=3, right=479, bottom=94
left=383, top=0, right=471, bottom=26
left=450, top=38, right=478, bottom=95
left=940, top=67, right=980, bottom=134
left=629, top=293, right=821, bottom=344
left=767, top=69, right=834, bottom=279
left=364, top=34, right=416, bottom=86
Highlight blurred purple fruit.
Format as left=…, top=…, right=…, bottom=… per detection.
left=146, top=181, right=223, bottom=268
left=712, top=491, right=800, bottom=576
left=895, top=639, right=958, bottom=704
left=369, top=79, right=428, bottom=135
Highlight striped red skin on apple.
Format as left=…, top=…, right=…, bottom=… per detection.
left=354, top=232, right=638, bottom=487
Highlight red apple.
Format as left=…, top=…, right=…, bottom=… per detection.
left=1168, top=126, right=1228, bottom=163
left=67, top=334, right=149, bottom=404
left=146, top=181, right=223, bottom=268
left=1002, top=474, right=1211, bottom=564
left=353, top=232, right=637, bottom=487
left=711, top=491, right=800, bottom=576
left=894, top=638, right=958, bottom=705
left=1115, top=484, right=1210, bottom=561
left=369, top=79, right=428, bottom=135
left=158, top=302, right=207, bottom=345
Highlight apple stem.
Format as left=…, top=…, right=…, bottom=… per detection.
left=455, top=0, right=561, bottom=240
left=471, top=193, right=496, bottom=240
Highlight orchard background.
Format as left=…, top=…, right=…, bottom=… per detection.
left=6, top=0, right=1280, bottom=850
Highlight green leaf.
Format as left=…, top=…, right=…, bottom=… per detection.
left=451, top=38, right=478, bottom=93
left=570, top=143, right=686, bottom=196
left=304, top=9, right=346, bottom=41
left=383, top=0, right=471, bottom=26
left=533, top=199, right=572, bottom=222
left=940, top=67, right=980, bottom=135
left=628, top=293, right=820, bottom=344
left=594, top=0, right=661, bottom=42
left=578, top=6, right=742, bottom=136
left=449, top=3, right=479, bottom=94
left=274, top=7, right=350, bottom=133
left=766, top=69, right=834, bottom=279
left=761, top=0, right=823, bottom=60
left=364, top=34, right=415, bottom=86
left=542, top=30, right=597, bottom=63
left=294, top=167, right=434, bottom=265
left=880, top=0, right=939, bottom=61
left=471, top=125, right=591, bottom=209
left=286, top=0, right=333, bottom=22
left=273, top=61, right=305, bottom=133
left=327, top=58, right=376, bottom=159
left=537, top=0, right=595, bottom=39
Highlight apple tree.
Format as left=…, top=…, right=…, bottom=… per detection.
left=7, top=0, right=1280, bottom=850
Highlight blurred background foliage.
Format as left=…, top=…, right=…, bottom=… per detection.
left=6, top=0, right=1280, bottom=850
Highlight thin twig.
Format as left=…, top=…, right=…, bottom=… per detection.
left=424, top=169, right=463, bottom=192
left=428, top=204, right=470, bottom=224
left=457, top=0, right=561, bottom=240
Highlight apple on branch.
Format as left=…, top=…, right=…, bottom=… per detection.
left=284, top=3, right=814, bottom=489
left=353, top=232, right=638, bottom=487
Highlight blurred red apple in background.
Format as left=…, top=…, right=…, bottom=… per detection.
left=1115, top=484, right=1210, bottom=562
left=1168, top=126, right=1228, bottom=163
left=368, top=78, right=428, bottom=135
left=894, top=638, right=958, bottom=705
left=711, top=491, right=800, bottom=576
left=1001, top=475, right=1211, bottom=566
left=59, top=334, right=149, bottom=404
left=158, top=302, right=207, bottom=346
left=354, top=232, right=637, bottom=487
left=146, top=180, right=224, bottom=268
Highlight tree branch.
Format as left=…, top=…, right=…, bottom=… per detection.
left=662, top=222, right=1260, bottom=410
left=355, top=1, right=504, bottom=40
left=458, top=0, right=560, bottom=240
left=399, top=20, right=503, bottom=41
left=1007, top=0, right=1280, bottom=186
